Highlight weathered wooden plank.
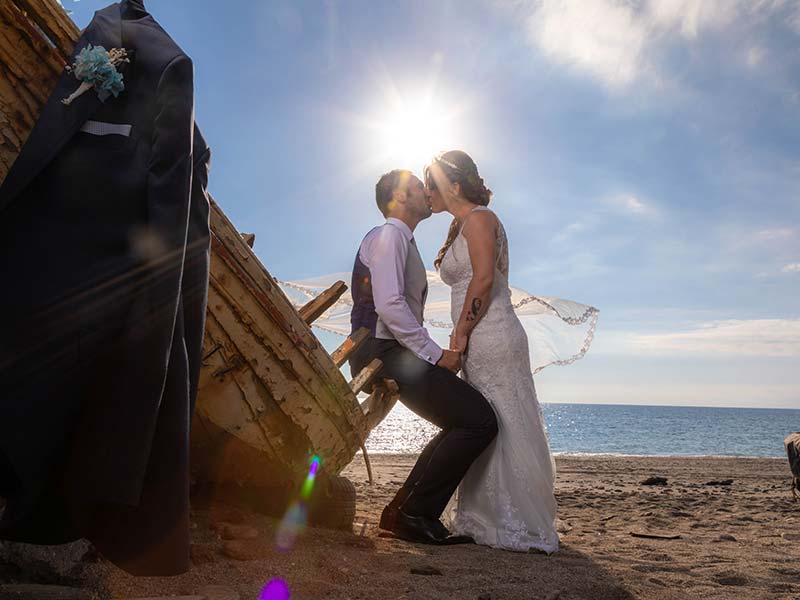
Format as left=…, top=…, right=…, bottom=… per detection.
left=0, top=0, right=70, bottom=183
left=331, top=327, right=369, bottom=368
left=206, top=259, right=364, bottom=471
left=360, top=379, right=400, bottom=432
left=197, top=312, right=283, bottom=460
left=207, top=271, right=346, bottom=439
left=208, top=200, right=366, bottom=433
left=208, top=232, right=360, bottom=423
left=13, top=0, right=79, bottom=59
left=298, top=280, right=347, bottom=325
left=350, top=359, right=383, bottom=396
left=240, top=232, right=255, bottom=248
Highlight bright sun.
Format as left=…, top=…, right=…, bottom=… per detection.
left=369, top=92, right=457, bottom=172
left=380, top=104, right=447, bottom=170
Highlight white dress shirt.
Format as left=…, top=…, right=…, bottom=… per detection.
left=358, top=218, right=443, bottom=365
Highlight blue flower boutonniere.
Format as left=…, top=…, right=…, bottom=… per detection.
left=62, top=44, right=130, bottom=106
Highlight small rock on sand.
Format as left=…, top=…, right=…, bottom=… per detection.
left=410, top=564, right=443, bottom=576
left=218, top=523, right=259, bottom=541
left=715, top=534, right=738, bottom=542
left=781, top=532, right=800, bottom=541
left=705, top=479, right=734, bottom=486
left=640, top=477, right=668, bottom=486
left=190, top=543, right=217, bottom=565
left=556, top=519, right=572, bottom=533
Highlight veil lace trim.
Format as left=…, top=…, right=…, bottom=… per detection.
left=277, top=272, right=599, bottom=374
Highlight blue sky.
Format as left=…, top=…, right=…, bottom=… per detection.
left=64, top=0, right=800, bottom=408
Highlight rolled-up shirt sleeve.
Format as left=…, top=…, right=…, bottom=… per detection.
left=361, top=226, right=443, bottom=365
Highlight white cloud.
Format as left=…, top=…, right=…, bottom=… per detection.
left=746, top=46, right=766, bottom=68
left=790, top=5, right=800, bottom=34
left=630, top=318, right=800, bottom=357
left=553, top=221, right=589, bottom=242
left=782, top=263, right=800, bottom=273
left=605, top=194, right=659, bottom=217
left=528, top=0, right=647, bottom=87
left=537, top=380, right=800, bottom=409
left=521, top=0, right=793, bottom=88
left=752, top=228, right=795, bottom=242
left=646, top=0, right=740, bottom=38
left=724, top=227, right=796, bottom=250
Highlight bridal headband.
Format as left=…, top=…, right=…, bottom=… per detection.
left=432, top=153, right=461, bottom=172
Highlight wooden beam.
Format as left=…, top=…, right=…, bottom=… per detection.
left=240, top=232, right=255, bottom=248
left=298, top=280, right=347, bottom=325
left=360, top=379, right=400, bottom=432
left=331, top=327, right=369, bottom=368
left=349, top=358, right=382, bottom=396
left=12, top=0, right=80, bottom=60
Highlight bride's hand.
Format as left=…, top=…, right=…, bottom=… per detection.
left=450, top=330, right=469, bottom=354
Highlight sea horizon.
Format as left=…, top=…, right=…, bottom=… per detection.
left=364, top=402, right=799, bottom=459
left=536, top=401, right=800, bottom=411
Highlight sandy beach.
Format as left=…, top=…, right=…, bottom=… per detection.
left=1, top=454, right=798, bottom=600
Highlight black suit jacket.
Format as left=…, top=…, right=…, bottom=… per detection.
left=0, top=0, right=208, bottom=576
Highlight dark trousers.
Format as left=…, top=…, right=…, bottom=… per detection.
left=351, top=338, right=497, bottom=519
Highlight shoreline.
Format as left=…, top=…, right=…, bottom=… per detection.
left=359, top=451, right=790, bottom=460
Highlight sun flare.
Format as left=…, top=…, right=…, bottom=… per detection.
left=370, top=93, right=457, bottom=173
left=379, top=104, right=447, bottom=170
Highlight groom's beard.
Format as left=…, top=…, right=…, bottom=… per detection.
left=416, top=204, right=433, bottom=220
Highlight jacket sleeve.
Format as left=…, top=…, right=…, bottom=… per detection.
left=140, top=53, right=195, bottom=376
left=183, top=125, right=211, bottom=413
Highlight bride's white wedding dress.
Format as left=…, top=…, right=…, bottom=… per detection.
left=440, top=206, right=559, bottom=553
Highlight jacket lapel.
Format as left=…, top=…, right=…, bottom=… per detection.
left=0, top=3, right=123, bottom=212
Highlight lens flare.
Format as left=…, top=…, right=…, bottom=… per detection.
left=259, top=578, right=290, bottom=600
left=276, top=455, right=321, bottom=552
left=301, top=455, right=321, bottom=500
left=276, top=501, right=307, bottom=552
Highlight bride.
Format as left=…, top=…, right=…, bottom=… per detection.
left=424, top=150, right=560, bottom=553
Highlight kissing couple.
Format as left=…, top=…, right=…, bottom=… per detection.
left=349, top=150, right=560, bottom=553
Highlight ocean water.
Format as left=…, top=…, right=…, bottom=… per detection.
left=364, top=402, right=800, bottom=458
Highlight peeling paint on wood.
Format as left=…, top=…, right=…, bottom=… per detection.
left=0, top=0, right=77, bottom=184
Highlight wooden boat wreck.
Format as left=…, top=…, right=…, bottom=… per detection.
left=193, top=201, right=397, bottom=526
left=1, top=0, right=398, bottom=528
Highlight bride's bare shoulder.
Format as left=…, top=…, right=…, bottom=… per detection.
left=462, top=208, right=500, bottom=238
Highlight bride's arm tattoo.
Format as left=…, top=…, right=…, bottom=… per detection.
left=466, top=298, right=482, bottom=322
left=452, top=210, right=497, bottom=347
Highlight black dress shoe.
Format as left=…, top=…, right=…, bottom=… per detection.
left=379, top=503, right=400, bottom=531
left=383, top=509, right=474, bottom=545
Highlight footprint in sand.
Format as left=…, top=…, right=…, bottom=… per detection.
left=713, top=573, right=749, bottom=586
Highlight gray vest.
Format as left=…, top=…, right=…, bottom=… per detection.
left=375, top=238, right=428, bottom=340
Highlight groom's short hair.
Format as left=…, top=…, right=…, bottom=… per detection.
left=375, top=169, right=412, bottom=216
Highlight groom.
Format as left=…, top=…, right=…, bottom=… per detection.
left=349, top=169, right=498, bottom=544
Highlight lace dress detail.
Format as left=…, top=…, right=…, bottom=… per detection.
left=440, top=207, right=559, bottom=554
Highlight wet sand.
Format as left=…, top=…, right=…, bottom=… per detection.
left=1, top=454, right=798, bottom=599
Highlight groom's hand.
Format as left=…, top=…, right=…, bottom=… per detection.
left=436, top=349, right=462, bottom=374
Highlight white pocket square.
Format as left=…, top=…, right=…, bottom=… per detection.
left=80, top=120, right=132, bottom=137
